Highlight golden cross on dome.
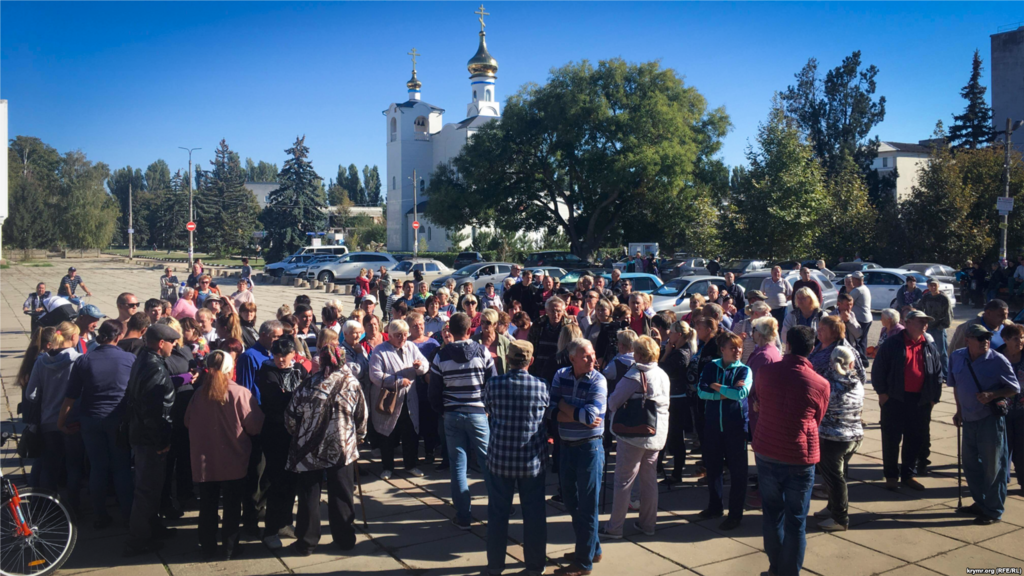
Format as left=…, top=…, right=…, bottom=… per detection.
left=407, top=48, right=420, bottom=70
left=475, top=5, right=489, bottom=32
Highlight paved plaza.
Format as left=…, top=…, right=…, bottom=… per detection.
left=2, top=257, right=1024, bottom=576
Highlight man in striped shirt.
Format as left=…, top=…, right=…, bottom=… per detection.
left=483, top=341, right=549, bottom=576
left=549, top=338, right=607, bottom=576
left=429, top=312, right=497, bottom=530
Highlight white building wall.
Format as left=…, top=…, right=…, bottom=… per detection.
left=894, top=155, right=929, bottom=202
left=386, top=101, right=441, bottom=251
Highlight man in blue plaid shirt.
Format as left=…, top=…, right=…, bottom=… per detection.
left=483, top=340, right=550, bottom=576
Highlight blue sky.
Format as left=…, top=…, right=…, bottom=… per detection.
left=1, top=2, right=1018, bottom=189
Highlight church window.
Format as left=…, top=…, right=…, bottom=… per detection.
left=485, top=89, right=492, bottom=102
left=414, top=116, right=428, bottom=134
left=390, top=117, right=397, bottom=142
left=428, top=227, right=432, bottom=241
left=473, top=90, right=478, bottom=100
left=419, top=178, right=425, bottom=193
left=392, top=176, right=396, bottom=190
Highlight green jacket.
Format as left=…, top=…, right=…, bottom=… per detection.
left=473, top=332, right=512, bottom=375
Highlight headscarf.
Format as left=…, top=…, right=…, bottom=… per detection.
left=318, top=342, right=346, bottom=377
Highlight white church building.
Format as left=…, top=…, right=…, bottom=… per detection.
left=385, top=7, right=501, bottom=252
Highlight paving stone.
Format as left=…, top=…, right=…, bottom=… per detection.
left=905, top=504, right=1018, bottom=544
left=976, top=527, right=1024, bottom=561
left=878, top=564, right=948, bottom=576
left=918, top=544, right=1024, bottom=576
left=834, top=516, right=967, bottom=562
left=801, top=533, right=906, bottom=576
left=397, top=532, right=488, bottom=572
left=689, top=551, right=769, bottom=576
left=636, top=521, right=759, bottom=569
left=590, top=537, right=687, bottom=576
left=363, top=506, right=466, bottom=551
left=278, top=529, right=382, bottom=571
left=290, top=552, right=407, bottom=575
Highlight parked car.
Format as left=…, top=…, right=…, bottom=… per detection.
left=832, top=261, right=882, bottom=279
left=530, top=267, right=569, bottom=280
left=898, top=263, right=958, bottom=286
left=862, top=269, right=957, bottom=312
left=389, top=258, right=452, bottom=283
left=771, top=259, right=819, bottom=272
left=265, top=254, right=316, bottom=277
left=650, top=275, right=728, bottom=315
left=524, top=251, right=593, bottom=271
left=736, top=269, right=839, bottom=311
left=285, top=254, right=344, bottom=278
left=453, top=251, right=486, bottom=269
left=559, top=269, right=610, bottom=293
left=304, top=252, right=399, bottom=284
left=431, top=262, right=518, bottom=293
left=294, top=245, right=349, bottom=257
left=671, top=257, right=711, bottom=278
left=599, top=272, right=664, bottom=294
left=720, top=259, right=768, bottom=277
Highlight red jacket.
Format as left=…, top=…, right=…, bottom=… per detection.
left=751, top=355, right=830, bottom=466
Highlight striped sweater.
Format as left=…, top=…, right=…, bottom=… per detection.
left=428, top=339, right=496, bottom=414
left=548, top=366, right=607, bottom=442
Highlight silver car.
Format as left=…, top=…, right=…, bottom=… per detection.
left=735, top=269, right=839, bottom=311
left=650, top=275, right=728, bottom=315
left=431, top=262, right=518, bottom=293
left=305, top=252, right=399, bottom=284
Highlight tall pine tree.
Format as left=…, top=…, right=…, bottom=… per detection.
left=152, top=169, right=191, bottom=250
left=344, top=164, right=365, bottom=204
left=260, top=135, right=329, bottom=263
left=949, top=50, right=997, bottom=150
left=363, top=165, right=382, bottom=205
left=194, top=140, right=260, bottom=256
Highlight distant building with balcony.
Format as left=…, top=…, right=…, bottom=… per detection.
left=992, top=25, right=1024, bottom=154
left=871, top=140, right=943, bottom=202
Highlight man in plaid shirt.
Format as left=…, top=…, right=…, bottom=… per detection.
left=483, top=341, right=549, bottom=576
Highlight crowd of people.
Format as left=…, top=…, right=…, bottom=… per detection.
left=13, top=258, right=1024, bottom=576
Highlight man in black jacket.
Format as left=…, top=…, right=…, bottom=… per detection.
left=124, top=323, right=179, bottom=556
left=504, top=270, right=540, bottom=322
left=528, top=297, right=572, bottom=383
left=870, top=311, right=942, bottom=492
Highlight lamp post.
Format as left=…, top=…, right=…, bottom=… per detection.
left=408, top=169, right=419, bottom=257
left=179, top=147, right=201, bottom=268
left=1001, top=119, right=1024, bottom=261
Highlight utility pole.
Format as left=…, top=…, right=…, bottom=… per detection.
left=128, top=181, right=134, bottom=260
left=179, top=147, right=201, bottom=268
left=1002, top=119, right=1024, bottom=261
left=413, top=168, right=419, bottom=257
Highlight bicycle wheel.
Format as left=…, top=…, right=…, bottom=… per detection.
left=1, top=488, right=78, bottom=576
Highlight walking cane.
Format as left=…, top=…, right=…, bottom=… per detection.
left=956, top=418, right=963, bottom=510
left=355, top=460, right=369, bottom=529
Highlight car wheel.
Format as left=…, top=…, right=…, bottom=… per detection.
left=318, top=271, right=335, bottom=283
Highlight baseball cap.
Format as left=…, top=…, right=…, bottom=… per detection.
left=904, top=310, right=935, bottom=324
left=747, top=290, right=767, bottom=301
left=850, top=271, right=865, bottom=279
left=927, top=278, right=939, bottom=286
left=362, top=294, right=378, bottom=305
left=966, top=323, right=993, bottom=340
left=79, top=304, right=106, bottom=320
left=68, top=266, right=76, bottom=272
left=205, top=294, right=222, bottom=303
left=146, top=323, right=181, bottom=342
left=507, top=340, right=534, bottom=364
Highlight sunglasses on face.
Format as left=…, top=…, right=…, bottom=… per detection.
left=126, top=303, right=139, bottom=308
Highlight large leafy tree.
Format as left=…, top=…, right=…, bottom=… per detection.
left=106, top=166, right=146, bottom=245
left=194, top=139, right=260, bottom=256
left=3, top=137, right=61, bottom=249
left=729, top=99, right=826, bottom=260
left=58, top=151, right=119, bottom=249
left=151, top=169, right=191, bottom=250
left=245, top=158, right=279, bottom=182
left=144, top=159, right=172, bottom=192
left=342, top=164, right=365, bottom=205
left=817, top=152, right=878, bottom=263
left=949, top=50, right=997, bottom=150
left=260, top=136, right=329, bottom=263
left=781, top=51, right=886, bottom=177
left=425, top=58, right=729, bottom=260
left=363, top=165, right=382, bottom=206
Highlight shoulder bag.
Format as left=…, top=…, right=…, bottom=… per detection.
left=375, top=381, right=399, bottom=416
left=966, top=360, right=1009, bottom=417
left=611, top=370, right=658, bottom=438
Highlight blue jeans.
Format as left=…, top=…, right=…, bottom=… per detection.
left=67, top=296, right=83, bottom=309
left=444, top=412, right=490, bottom=524
left=928, top=327, right=948, bottom=381
left=963, top=415, right=1009, bottom=520
left=559, top=438, right=604, bottom=571
left=756, top=455, right=814, bottom=576
left=80, top=413, right=135, bottom=520
left=487, top=474, right=547, bottom=574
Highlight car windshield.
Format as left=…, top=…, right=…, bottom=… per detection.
left=736, top=276, right=764, bottom=293
left=723, top=260, right=749, bottom=270
left=394, top=261, right=413, bottom=272
left=561, top=271, right=583, bottom=284
left=905, top=272, right=930, bottom=284
left=654, top=278, right=691, bottom=296
left=453, top=264, right=481, bottom=277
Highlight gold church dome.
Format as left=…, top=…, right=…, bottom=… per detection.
left=406, top=69, right=422, bottom=91
left=467, top=32, right=498, bottom=77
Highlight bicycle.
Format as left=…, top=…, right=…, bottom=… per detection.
left=0, top=432, right=78, bottom=575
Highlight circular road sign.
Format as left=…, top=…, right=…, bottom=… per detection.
left=186, top=221, right=196, bottom=232
left=412, top=221, right=420, bottom=230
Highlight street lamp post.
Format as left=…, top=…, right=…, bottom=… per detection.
left=179, top=147, right=201, bottom=268
left=408, top=169, right=419, bottom=257
left=1001, top=119, right=1024, bottom=261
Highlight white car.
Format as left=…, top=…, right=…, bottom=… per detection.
left=265, top=254, right=316, bottom=277
left=430, top=262, right=519, bottom=293
left=286, top=254, right=344, bottom=278
left=861, top=269, right=957, bottom=312
left=390, top=259, right=452, bottom=283
left=650, top=275, right=728, bottom=315
left=305, top=252, right=399, bottom=284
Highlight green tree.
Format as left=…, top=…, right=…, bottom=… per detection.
left=150, top=169, right=191, bottom=250
left=817, top=152, right=878, bottom=263
left=260, top=135, right=329, bottom=263
left=144, top=159, right=172, bottom=192
left=363, top=165, right=382, bottom=205
left=341, top=163, right=365, bottom=205
left=949, top=50, right=997, bottom=150
left=3, top=138, right=61, bottom=249
left=730, top=99, right=826, bottom=260
left=194, top=139, right=260, bottom=256
left=107, top=166, right=146, bottom=245
left=245, top=158, right=279, bottom=182
left=56, top=151, right=119, bottom=249
left=781, top=51, right=886, bottom=177
left=425, top=58, right=729, bottom=261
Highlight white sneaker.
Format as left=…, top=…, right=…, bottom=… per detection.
left=633, top=520, right=655, bottom=536
left=408, top=467, right=425, bottom=478
left=629, top=499, right=641, bottom=511
left=263, top=534, right=283, bottom=550
left=817, top=518, right=848, bottom=532
left=381, top=470, right=393, bottom=480
left=814, top=506, right=832, bottom=519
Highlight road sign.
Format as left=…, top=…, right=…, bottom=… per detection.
left=998, top=197, right=1015, bottom=212
left=127, top=228, right=134, bottom=234
left=186, top=221, right=196, bottom=232
left=412, top=221, right=420, bottom=230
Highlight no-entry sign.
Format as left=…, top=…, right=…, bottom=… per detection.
left=412, top=221, right=420, bottom=230
left=186, top=221, right=196, bottom=232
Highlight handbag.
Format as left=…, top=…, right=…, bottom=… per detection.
left=17, top=425, right=44, bottom=459
left=966, top=360, right=1010, bottom=417
left=611, top=370, right=658, bottom=438
left=375, top=385, right=399, bottom=416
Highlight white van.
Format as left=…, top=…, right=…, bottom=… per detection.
left=294, top=245, right=349, bottom=257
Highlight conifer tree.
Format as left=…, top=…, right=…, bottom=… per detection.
left=949, top=50, right=997, bottom=150
left=260, top=136, right=329, bottom=263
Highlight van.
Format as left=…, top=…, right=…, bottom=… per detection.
left=295, top=245, right=349, bottom=257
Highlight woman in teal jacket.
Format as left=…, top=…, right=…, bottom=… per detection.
left=696, top=331, right=752, bottom=531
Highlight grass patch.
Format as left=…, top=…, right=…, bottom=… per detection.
left=18, top=261, right=54, bottom=267
left=105, top=249, right=263, bottom=269
left=0, top=263, right=9, bottom=270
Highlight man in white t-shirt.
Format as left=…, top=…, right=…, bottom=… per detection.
left=759, top=266, right=793, bottom=326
